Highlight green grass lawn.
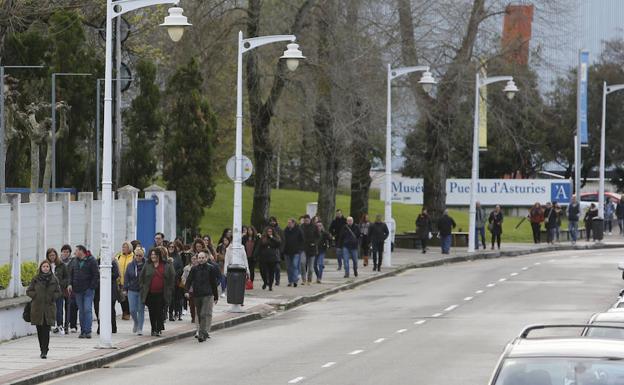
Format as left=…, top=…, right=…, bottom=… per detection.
left=200, top=183, right=537, bottom=242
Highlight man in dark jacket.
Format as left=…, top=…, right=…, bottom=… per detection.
left=568, top=195, right=581, bottom=244
left=185, top=252, right=219, bottom=342
left=437, top=210, right=456, bottom=254
left=616, top=196, right=624, bottom=235
left=369, top=215, right=389, bottom=271
left=283, top=219, right=304, bottom=287
left=268, top=217, right=284, bottom=286
left=329, top=209, right=347, bottom=270
left=301, top=215, right=319, bottom=284
left=338, top=216, right=360, bottom=278
left=67, top=245, right=98, bottom=338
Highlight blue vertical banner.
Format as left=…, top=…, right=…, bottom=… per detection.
left=578, top=50, right=589, bottom=146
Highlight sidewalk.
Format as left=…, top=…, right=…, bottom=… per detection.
left=1, top=237, right=623, bottom=385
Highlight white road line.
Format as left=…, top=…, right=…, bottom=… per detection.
left=510, top=272, right=518, bottom=276
left=288, top=377, right=305, bottom=383
left=522, top=267, right=528, bottom=270
left=374, top=338, right=385, bottom=343
left=431, top=313, right=443, bottom=318
left=464, top=296, right=473, bottom=301
left=486, top=283, right=496, bottom=288
left=349, top=349, right=364, bottom=355
left=475, top=290, right=484, bottom=294
left=322, top=362, right=336, bottom=368
left=396, top=329, right=407, bottom=334
left=444, top=305, right=458, bottom=312
left=534, top=262, right=541, bottom=266
left=414, top=320, right=426, bottom=325
left=549, top=259, right=556, bottom=262
left=498, top=278, right=507, bottom=282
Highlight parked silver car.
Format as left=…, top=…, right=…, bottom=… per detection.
left=488, top=325, right=624, bottom=385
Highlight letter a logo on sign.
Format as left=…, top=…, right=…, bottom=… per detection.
left=551, top=183, right=571, bottom=204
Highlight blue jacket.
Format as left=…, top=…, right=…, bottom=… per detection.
left=124, top=259, right=145, bottom=292
left=69, top=255, right=99, bottom=293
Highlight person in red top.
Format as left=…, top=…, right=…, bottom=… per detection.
left=139, top=248, right=174, bottom=336
left=528, top=202, right=544, bottom=244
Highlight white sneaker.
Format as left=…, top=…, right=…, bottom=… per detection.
left=59, top=326, right=65, bottom=335
left=220, top=292, right=226, bottom=298
left=182, top=310, right=187, bottom=316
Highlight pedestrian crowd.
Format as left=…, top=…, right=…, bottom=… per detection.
left=24, top=209, right=392, bottom=358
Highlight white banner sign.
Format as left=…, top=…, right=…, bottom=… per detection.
left=380, top=178, right=572, bottom=206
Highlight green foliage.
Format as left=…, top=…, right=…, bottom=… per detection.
left=121, top=59, right=162, bottom=188
left=164, top=58, right=217, bottom=233
left=0, top=261, right=39, bottom=289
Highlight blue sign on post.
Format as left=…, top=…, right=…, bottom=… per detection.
left=551, top=183, right=572, bottom=204
left=579, top=50, right=589, bottom=146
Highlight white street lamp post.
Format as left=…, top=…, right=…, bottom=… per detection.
left=598, top=81, right=624, bottom=219
left=229, top=32, right=304, bottom=312
left=99, top=0, right=190, bottom=348
left=384, top=64, right=435, bottom=267
left=467, top=73, right=518, bottom=253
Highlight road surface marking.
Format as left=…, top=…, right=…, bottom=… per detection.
left=349, top=349, right=364, bottom=355
left=444, top=305, right=458, bottom=312
left=549, top=259, right=556, bottom=262
left=415, top=320, right=426, bottom=325
left=522, top=267, right=528, bottom=270
left=498, top=278, right=507, bottom=282
left=487, top=283, right=495, bottom=288
left=510, top=272, right=518, bottom=276
left=431, top=313, right=442, bottom=318
left=374, top=338, right=385, bottom=343
left=322, top=362, right=336, bottom=368
left=288, top=377, right=305, bottom=383
left=464, top=296, right=473, bottom=301
left=475, top=290, right=484, bottom=294
left=396, top=329, right=407, bottom=334
left=534, top=262, right=541, bottom=265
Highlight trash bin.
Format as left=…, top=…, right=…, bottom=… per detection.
left=592, top=217, right=604, bottom=241
left=226, top=264, right=247, bottom=305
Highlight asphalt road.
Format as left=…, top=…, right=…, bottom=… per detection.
left=44, top=249, right=624, bottom=385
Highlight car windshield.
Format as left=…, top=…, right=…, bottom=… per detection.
left=585, top=325, right=624, bottom=340
left=494, top=358, right=624, bottom=385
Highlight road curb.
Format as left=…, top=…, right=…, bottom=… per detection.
left=7, top=308, right=270, bottom=385
left=277, top=243, right=624, bottom=311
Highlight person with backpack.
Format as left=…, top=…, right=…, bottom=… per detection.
left=27, top=259, right=62, bottom=359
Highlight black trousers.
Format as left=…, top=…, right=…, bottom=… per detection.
left=94, top=288, right=117, bottom=333
left=65, top=295, right=78, bottom=329
left=146, top=292, right=165, bottom=333
left=262, top=262, right=278, bottom=289
left=491, top=233, right=501, bottom=249
left=36, top=324, right=50, bottom=353
left=169, top=286, right=184, bottom=317
left=531, top=223, right=541, bottom=243
left=371, top=241, right=384, bottom=268
left=248, top=258, right=256, bottom=282
left=120, top=298, right=130, bottom=315
left=420, top=237, right=428, bottom=252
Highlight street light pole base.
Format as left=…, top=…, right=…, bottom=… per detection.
left=227, top=304, right=246, bottom=313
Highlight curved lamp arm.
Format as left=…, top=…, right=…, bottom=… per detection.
left=242, top=35, right=296, bottom=53
left=607, top=84, right=624, bottom=95
left=479, top=75, right=513, bottom=88
left=389, top=65, right=430, bottom=80
left=111, top=0, right=180, bottom=17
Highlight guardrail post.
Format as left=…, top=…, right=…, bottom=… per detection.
left=2, top=193, right=21, bottom=297
left=118, top=185, right=139, bottom=242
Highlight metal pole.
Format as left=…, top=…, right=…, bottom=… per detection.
left=599, top=81, right=606, bottom=219
left=51, top=74, right=56, bottom=190
left=114, top=15, right=122, bottom=188
left=232, top=31, right=244, bottom=256
left=384, top=64, right=393, bottom=267
left=574, top=51, right=583, bottom=202
left=0, top=66, right=5, bottom=194
left=96, top=79, right=101, bottom=193
left=99, top=0, right=114, bottom=348
left=468, top=73, right=480, bottom=253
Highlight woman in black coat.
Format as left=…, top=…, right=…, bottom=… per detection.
left=415, top=208, right=432, bottom=254
left=27, top=260, right=62, bottom=359
left=258, top=227, right=281, bottom=291
left=46, top=248, right=68, bottom=334
left=488, top=205, right=504, bottom=250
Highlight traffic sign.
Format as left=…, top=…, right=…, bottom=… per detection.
left=226, top=156, right=253, bottom=182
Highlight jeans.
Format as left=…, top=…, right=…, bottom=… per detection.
left=618, top=218, right=624, bottom=234
left=303, top=252, right=315, bottom=282
left=568, top=221, right=578, bottom=242
left=314, top=252, right=325, bottom=280
left=127, top=290, right=145, bottom=333
left=286, top=253, right=301, bottom=284
left=441, top=234, right=451, bottom=254
left=547, top=227, right=556, bottom=243
left=75, top=288, right=94, bottom=335
left=342, top=247, right=359, bottom=277
left=194, top=296, right=214, bottom=338
left=55, top=297, right=64, bottom=327
left=336, top=247, right=343, bottom=269
left=605, top=219, right=613, bottom=233
left=475, top=226, right=486, bottom=248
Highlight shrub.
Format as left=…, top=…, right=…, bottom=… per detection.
left=0, top=261, right=40, bottom=289
left=0, top=264, right=9, bottom=289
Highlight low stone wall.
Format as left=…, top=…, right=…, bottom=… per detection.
left=0, top=297, right=34, bottom=341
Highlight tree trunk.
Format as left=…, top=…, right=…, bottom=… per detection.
left=349, top=137, right=372, bottom=222
left=314, top=0, right=338, bottom=228
left=42, top=135, right=52, bottom=192
left=30, top=139, right=39, bottom=191
left=245, top=0, right=316, bottom=231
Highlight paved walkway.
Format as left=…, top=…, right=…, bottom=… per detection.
left=1, top=237, right=622, bottom=385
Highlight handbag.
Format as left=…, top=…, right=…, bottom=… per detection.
left=488, top=223, right=494, bottom=232
left=245, top=278, right=254, bottom=290
left=22, top=301, right=31, bottom=323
